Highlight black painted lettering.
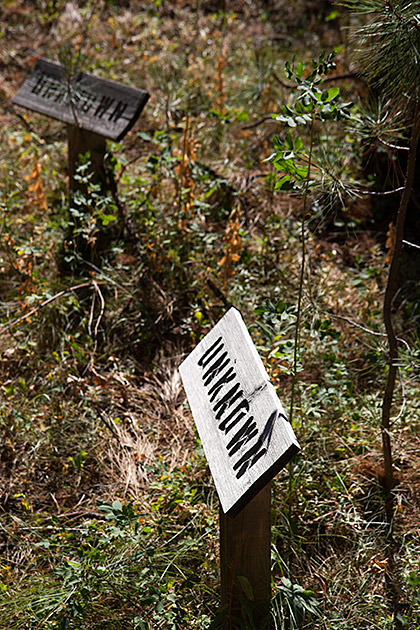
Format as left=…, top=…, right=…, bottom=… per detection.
left=227, top=416, right=258, bottom=457
left=201, top=341, right=225, bottom=372
left=80, top=98, right=92, bottom=112
left=220, top=411, right=247, bottom=435
left=215, top=391, right=243, bottom=421
left=31, top=73, right=48, bottom=95
left=109, top=100, right=128, bottom=122
left=213, top=383, right=242, bottom=420
left=203, top=357, right=231, bottom=387
left=95, top=95, right=115, bottom=118
left=219, top=399, right=250, bottom=433
left=208, top=366, right=236, bottom=402
left=42, top=80, right=64, bottom=101
left=233, top=410, right=277, bottom=479
left=197, top=333, right=280, bottom=478
left=198, top=336, right=223, bottom=367
left=202, top=351, right=229, bottom=384
left=80, top=93, right=97, bottom=112
left=53, top=89, right=66, bottom=103
left=234, top=448, right=267, bottom=479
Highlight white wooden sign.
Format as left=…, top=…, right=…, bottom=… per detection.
left=179, top=307, right=300, bottom=517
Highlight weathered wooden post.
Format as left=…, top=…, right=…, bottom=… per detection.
left=179, top=308, right=300, bottom=628
left=12, top=58, right=149, bottom=263
left=13, top=58, right=149, bottom=188
left=67, top=126, right=107, bottom=196
left=220, top=484, right=272, bottom=627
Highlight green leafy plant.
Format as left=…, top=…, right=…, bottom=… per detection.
left=268, top=50, right=353, bottom=196
left=1, top=485, right=218, bottom=630
left=272, top=577, right=319, bottom=629
left=62, top=154, right=118, bottom=272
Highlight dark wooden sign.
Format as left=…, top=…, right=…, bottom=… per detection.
left=179, top=307, right=300, bottom=518
left=12, top=58, right=149, bottom=141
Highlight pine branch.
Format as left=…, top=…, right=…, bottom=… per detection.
left=384, top=0, right=420, bottom=32
left=346, top=0, right=420, bottom=104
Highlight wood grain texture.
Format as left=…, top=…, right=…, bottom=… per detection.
left=220, top=484, right=272, bottom=629
left=68, top=126, right=107, bottom=194
left=12, top=58, right=149, bottom=141
left=179, top=307, right=299, bottom=517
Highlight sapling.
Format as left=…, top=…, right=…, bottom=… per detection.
left=266, top=50, right=353, bottom=427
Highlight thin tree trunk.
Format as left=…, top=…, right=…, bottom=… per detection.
left=381, top=103, right=420, bottom=505
left=381, top=102, right=420, bottom=629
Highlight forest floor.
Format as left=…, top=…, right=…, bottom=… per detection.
left=1, top=1, right=420, bottom=629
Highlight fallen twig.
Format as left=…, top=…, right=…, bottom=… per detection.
left=0, top=281, right=105, bottom=336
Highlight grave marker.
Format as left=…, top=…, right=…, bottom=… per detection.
left=12, top=58, right=149, bottom=141
left=179, top=307, right=300, bottom=626
left=12, top=58, right=149, bottom=264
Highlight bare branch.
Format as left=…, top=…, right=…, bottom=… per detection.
left=0, top=282, right=105, bottom=336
